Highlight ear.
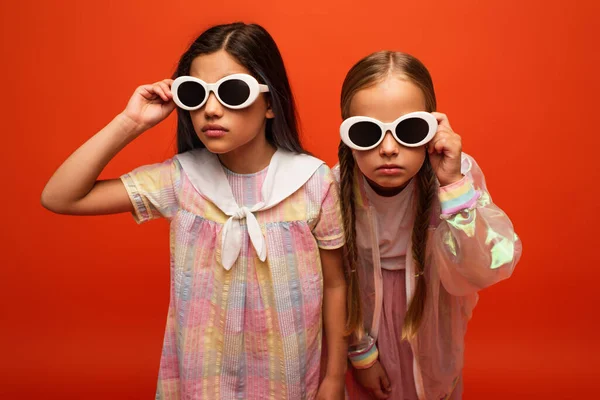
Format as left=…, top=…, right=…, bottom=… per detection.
left=265, top=97, right=275, bottom=119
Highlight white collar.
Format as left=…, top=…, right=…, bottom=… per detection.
left=176, top=148, right=324, bottom=270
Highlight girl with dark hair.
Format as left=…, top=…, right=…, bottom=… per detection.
left=42, top=23, right=347, bottom=400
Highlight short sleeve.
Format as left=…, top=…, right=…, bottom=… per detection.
left=120, top=158, right=181, bottom=223
left=311, top=165, right=345, bottom=250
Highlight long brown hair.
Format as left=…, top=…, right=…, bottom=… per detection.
left=339, top=51, right=437, bottom=339
left=174, top=23, right=305, bottom=154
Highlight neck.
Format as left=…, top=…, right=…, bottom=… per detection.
left=217, top=132, right=277, bottom=174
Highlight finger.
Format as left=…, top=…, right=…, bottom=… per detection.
left=432, top=129, right=454, bottom=147
left=371, top=388, right=390, bottom=399
left=162, top=100, right=177, bottom=114
left=158, top=82, right=173, bottom=99
left=429, top=128, right=458, bottom=153
left=431, top=112, right=452, bottom=129
left=137, top=85, right=157, bottom=100
left=428, top=135, right=446, bottom=154
left=446, top=136, right=462, bottom=154
left=432, top=137, right=447, bottom=154
left=428, top=141, right=435, bottom=154
left=380, top=371, right=391, bottom=393
left=439, top=133, right=462, bottom=151
left=153, top=84, right=169, bottom=102
left=436, top=126, right=454, bottom=136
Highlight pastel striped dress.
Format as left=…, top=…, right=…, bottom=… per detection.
left=121, top=155, right=344, bottom=400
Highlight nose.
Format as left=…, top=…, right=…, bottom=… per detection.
left=204, top=91, right=224, bottom=119
left=379, top=131, right=399, bottom=157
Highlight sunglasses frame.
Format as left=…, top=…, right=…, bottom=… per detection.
left=171, top=73, right=270, bottom=111
left=340, top=111, right=438, bottom=150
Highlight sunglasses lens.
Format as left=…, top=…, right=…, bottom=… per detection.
left=395, top=117, right=430, bottom=144
left=218, top=79, right=251, bottom=107
left=177, top=81, right=206, bottom=108
left=348, top=121, right=382, bottom=148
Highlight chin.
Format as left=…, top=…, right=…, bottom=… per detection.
left=369, top=177, right=410, bottom=192
left=204, top=145, right=233, bottom=154
left=198, top=139, right=236, bottom=154
left=371, top=176, right=409, bottom=189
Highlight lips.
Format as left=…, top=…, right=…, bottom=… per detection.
left=376, top=164, right=404, bottom=176
left=377, top=164, right=403, bottom=170
left=202, top=124, right=228, bottom=138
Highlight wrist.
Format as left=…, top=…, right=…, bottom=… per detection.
left=438, top=173, right=464, bottom=187
left=325, top=355, right=348, bottom=379
left=115, top=112, right=147, bottom=138
left=323, top=371, right=346, bottom=382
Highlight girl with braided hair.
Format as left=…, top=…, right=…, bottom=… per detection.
left=335, top=51, right=522, bottom=400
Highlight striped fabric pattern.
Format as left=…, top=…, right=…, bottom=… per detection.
left=348, top=341, right=379, bottom=369
left=121, top=158, right=344, bottom=400
left=438, top=175, right=480, bottom=216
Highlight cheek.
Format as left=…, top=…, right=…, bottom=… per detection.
left=402, top=148, right=426, bottom=171
left=189, top=111, right=203, bottom=133
left=234, top=98, right=268, bottom=127
left=231, top=110, right=266, bottom=136
left=353, top=147, right=427, bottom=187
left=353, top=151, right=378, bottom=176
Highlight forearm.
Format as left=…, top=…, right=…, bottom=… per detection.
left=41, top=113, right=142, bottom=210
left=323, top=283, right=348, bottom=378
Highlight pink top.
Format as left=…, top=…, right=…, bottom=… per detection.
left=337, top=153, right=522, bottom=399
left=121, top=149, right=344, bottom=400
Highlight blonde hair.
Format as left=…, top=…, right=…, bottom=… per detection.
left=339, top=51, right=437, bottom=340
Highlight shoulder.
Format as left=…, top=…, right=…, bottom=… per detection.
left=305, top=163, right=336, bottom=188
left=331, top=163, right=341, bottom=184
left=126, top=156, right=182, bottom=182
left=300, top=163, right=339, bottom=206
left=274, top=149, right=330, bottom=186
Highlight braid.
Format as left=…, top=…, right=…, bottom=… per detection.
left=338, top=143, right=364, bottom=337
left=402, top=155, right=437, bottom=340
left=337, top=50, right=439, bottom=340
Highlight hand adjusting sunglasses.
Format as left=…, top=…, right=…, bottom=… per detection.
left=340, top=111, right=438, bottom=150
left=172, top=73, right=269, bottom=110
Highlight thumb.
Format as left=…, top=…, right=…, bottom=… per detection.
left=380, top=369, right=391, bottom=392
left=372, top=388, right=390, bottom=400
left=162, top=100, right=177, bottom=114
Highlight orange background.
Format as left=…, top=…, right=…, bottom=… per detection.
left=1, top=0, right=599, bottom=398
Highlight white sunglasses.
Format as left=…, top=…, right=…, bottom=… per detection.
left=171, top=73, right=269, bottom=110
left=340, top=111, right=438, bottom=150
